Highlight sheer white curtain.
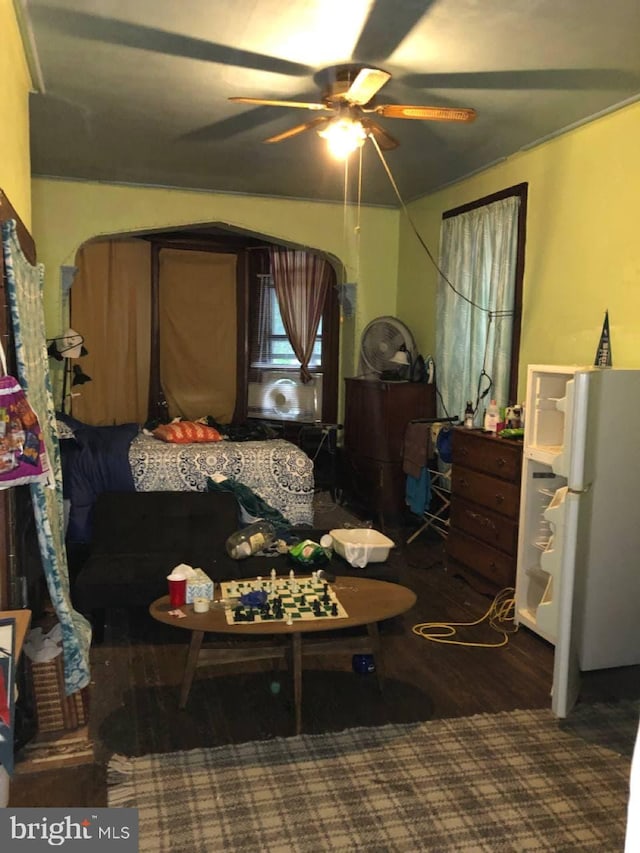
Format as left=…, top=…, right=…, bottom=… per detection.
left=435, top=196, right=520, bottom=422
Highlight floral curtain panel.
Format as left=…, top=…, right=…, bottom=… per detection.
left=1, top=221, right=91, bottom=694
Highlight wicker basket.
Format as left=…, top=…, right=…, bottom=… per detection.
left=29, top=653, right=88, bottom=734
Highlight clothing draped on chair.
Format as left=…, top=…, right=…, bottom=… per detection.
left=2, top=220, right=91, bottom=694
left=403, top=421, right=432, bottom=516
left=404, top=420, right=454, bottom=544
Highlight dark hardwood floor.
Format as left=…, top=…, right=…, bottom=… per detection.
left=9, top=508, right=640, bottom=807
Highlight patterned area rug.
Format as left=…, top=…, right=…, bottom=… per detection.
left=107, top=701, right=638, bottom=852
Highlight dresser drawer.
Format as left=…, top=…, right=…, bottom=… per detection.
left=452, top=429, right=522, bottom=482
left=446, top=530, right=516, bottom=589
left=450, top=497, right=519, bottom=554
left=450, top=466, right=520, bottom=520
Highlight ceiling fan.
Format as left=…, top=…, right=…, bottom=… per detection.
left=229, top=66, right=476, bottom=155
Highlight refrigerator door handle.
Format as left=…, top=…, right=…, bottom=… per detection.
left=554, top=372, right=590, bottom=486
left=564, top=371, right=590, bottom=490
left=568, top=483, right=592, bottom=496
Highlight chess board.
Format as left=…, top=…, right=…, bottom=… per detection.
left=219, top=575, right=349, bottom=625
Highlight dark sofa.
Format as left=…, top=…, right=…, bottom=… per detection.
left=72, top=490, right=400, bottom=642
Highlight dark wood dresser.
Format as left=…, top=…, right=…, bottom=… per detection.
left=445, top=428, right=523, bottom=594
left=342, top=378, right=436, bottom=525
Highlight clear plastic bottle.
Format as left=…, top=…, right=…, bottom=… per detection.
left=225, top=520, right=276, bottom=559
left=484, top=399, right=500, bottom=433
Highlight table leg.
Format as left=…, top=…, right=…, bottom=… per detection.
left=367, top=622, right=385, bottom=691
left=179, top=630, right=204, bottom=709
left=291, top=632, right=302, bottom=734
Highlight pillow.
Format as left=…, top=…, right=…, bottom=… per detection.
left=55, top=412, right=87, bottom=431
left=56, top=418, right=76, bottom=440
left=152, top=421, right=223, bottom=444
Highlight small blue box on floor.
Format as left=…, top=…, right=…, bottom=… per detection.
left=352, top=654, right=376, bottom=674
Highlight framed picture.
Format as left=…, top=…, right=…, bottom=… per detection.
left=0, top=618, right=16, bottom=775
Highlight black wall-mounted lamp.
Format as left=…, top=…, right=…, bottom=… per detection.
left=71, top=364, right=92, bottom=387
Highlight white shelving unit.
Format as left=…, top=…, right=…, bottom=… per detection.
left=515, top=367, right=575, bottom=643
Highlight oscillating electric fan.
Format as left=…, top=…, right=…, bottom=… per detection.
left=359, top=316, right=417, bottom=378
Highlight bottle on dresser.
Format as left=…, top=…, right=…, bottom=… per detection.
left=483, top=399, right=500, bottom=432
left=464, top=401, right=475, bottom=429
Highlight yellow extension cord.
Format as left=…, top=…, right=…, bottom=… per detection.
left=412, top=587, right=518, bottom=648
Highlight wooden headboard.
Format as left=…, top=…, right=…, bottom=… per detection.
left=0, top=189, right=37, bottom=608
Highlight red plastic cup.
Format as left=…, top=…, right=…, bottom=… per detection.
left=168, top=577, right=187, bottom=607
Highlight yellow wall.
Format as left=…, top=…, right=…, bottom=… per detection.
left=0, top=0, right=32, bottom=226
left=397, top=99, right=640, bottom=398
left=31, top=179, right=400, bottom=381
left=33, top=94, right=640, bottom=406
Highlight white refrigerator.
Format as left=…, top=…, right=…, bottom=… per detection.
left=515, top=364, right=640, bottom=717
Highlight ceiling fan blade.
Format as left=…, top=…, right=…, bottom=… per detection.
left=229, top=96, right=328, bottom=111
left=345, top=68, right=392, bottom=105
left=263, top=117, right=331, bottom=144
left=375, top=104, right=477, bottom=122
left=361, top=120, right=399, bottom=150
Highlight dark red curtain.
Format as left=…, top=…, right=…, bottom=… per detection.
left=269, top=248, right=332, bottom=383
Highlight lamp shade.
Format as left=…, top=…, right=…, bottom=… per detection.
left=71, top=364, right=92, bottom=386
left=47, top=328, right=86, bottom=359
left=317, top=117, right=366, bottom=159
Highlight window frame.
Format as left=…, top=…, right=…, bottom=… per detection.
left=245, top=249, right=339, bottom=425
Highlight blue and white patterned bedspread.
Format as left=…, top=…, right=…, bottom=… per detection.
left=128, top=434, right=314, bottom=526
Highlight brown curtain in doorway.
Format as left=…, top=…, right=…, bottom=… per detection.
left=71, top=239, right=151, bottom=425
left=159, top=249, right=237, bottom=423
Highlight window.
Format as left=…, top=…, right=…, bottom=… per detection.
left=247, top=255, right=339, bottom=424
left=435, top=183, right=527, bottom=423
left=252, top=277, right=322, bottom=369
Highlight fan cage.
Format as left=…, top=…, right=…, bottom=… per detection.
left=360, top=316, right=417, bottom=376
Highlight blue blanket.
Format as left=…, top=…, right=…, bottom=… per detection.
left=62, top=422, right=139, bottom=543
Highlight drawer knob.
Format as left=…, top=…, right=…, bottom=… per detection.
left=497, top=457, right=506, bottom=468
left=495, top=494, right=505, bottom=504
left=458, top=478, right=469, bottom=488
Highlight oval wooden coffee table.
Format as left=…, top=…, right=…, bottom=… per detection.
left=150, top=575, right=416, bottom=734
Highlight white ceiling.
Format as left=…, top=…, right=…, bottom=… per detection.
left=19, top=0, right=640, bottom=207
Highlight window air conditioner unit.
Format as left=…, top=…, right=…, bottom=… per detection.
left=248, top=372, right=322, bottom=421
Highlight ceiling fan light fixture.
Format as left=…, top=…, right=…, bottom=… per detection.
left=317, top=117, right=366, bottom=159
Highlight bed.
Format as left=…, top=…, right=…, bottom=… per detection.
left=58, top=419, right=315, bottom=544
